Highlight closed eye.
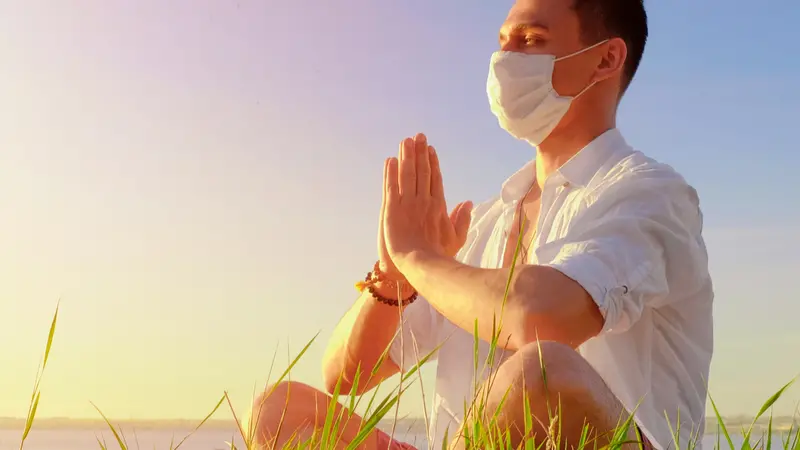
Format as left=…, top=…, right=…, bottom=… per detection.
left=523, top=34, right=546, bottom=46
left=499, top=22, right=550, bottom=50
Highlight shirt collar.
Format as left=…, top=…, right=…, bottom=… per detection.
left=499, top=128, right=629, bottom=204
left=500, top=159, right=536, bottom=204
left=557, top=128, right=628, bottom=188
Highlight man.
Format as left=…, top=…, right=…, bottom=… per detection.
left=251, top=0, right=713, bottom=449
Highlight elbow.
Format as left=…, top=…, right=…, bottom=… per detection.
left=321, top=361, right=357, bottom=396
left=504, top=265, right=591, bottom=350
left=322, top=368, right=338, bottom=395
left=503, top=309, right=547, bottom=351
left=503, top=308, right=581, bottom=351
left=504, top=266, right=545, bottom=340
left=494, top=298, right=542, bottom=351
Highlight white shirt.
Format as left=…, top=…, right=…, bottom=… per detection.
left=388, top=129, right=714, bottom=450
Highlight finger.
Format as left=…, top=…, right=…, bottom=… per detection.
left=380, top=157, right=389, bottom=225
left=448, top=202, right=464, bottom=226
left=387, top=157, right=401, bottom=206
left=414, top=134, right=431, bottom=197
left=398, top=137, right=416, bottom=196
left=381, top=157, right=389, bottom=210
left=429, top=145, right=445, bottom=206
left=450, top=201, right=474, bottom=243
left=378, top=159, right=389, bottom=255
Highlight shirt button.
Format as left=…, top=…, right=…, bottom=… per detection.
left=562, top=181, right=570, bottom=188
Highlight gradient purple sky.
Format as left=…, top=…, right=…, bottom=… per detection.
left=1, top=0, right=799, bottom=420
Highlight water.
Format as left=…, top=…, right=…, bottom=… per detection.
left=3, top=428, right=248, bottom=450
left=0, top=429, right=786, bottom=449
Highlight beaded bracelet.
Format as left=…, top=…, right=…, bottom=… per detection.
left=355, top=261, right=418, bottom=307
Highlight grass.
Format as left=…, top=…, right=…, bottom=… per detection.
left=15, top=303, right=800, bottom=450
left=15, top=226, right=800, bottom=449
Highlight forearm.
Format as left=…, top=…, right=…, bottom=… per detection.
left=399, top=251, right=599, bottom=350
left=321, top=283, right=406, bottom=395
left=398, top=251, right=530, bottom=349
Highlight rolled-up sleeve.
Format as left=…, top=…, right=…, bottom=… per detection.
left=543, top=178, right=705, bottom=334
left=388, top=298, right=443, bottom=372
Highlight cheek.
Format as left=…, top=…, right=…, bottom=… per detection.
left=551, top=59, right=593, bottom=97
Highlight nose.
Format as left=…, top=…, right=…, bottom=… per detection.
left=499, top=41, right=516, bottom=52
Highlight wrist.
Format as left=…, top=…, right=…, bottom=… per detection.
left=393, top=248, right=428, bottom=274
left=355, top=260, right=418, bottom=307
left=377, top=261, right=406, bottom=283
left=372, top=280, right=415, bottom=301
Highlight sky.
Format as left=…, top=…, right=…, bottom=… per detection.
left=1, top=0, right=799, bottom=422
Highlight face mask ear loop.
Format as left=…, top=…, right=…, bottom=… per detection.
left=554, top=39, right=610, bottom=99
left=553, top=39, right=610, bottom=63
left=573, top=79, right=600, bottom=100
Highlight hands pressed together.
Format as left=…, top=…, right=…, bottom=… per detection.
left=377, top=133, right=473, bottom=284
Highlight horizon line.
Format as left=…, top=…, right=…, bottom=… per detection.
left=1, top=415, right=796, bottom=424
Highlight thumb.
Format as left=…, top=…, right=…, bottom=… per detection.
left=449, top=201, right=473, bottom=243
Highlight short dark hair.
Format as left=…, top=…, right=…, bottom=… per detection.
left=572, top=0, right=648, bottom=93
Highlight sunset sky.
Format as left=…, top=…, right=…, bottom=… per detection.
left=1, top=0, right=799, bottom=421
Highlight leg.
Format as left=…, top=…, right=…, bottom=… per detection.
left=451, top=341, right=649, bottom=450
left=250, top=381, right=415, bottom=450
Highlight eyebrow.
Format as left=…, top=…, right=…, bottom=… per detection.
left=504, top=22, right=550, bottom=34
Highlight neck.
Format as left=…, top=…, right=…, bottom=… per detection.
left=534, top=116, right=616, bottom=188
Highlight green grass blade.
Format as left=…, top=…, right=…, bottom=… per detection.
left=577, top=423, right=590, bottom=450
left=348, top=363, right=363, bottom=412
left=756, top=378, right=795, bottom=420
left=664, top=410, right=679, bottom=450
left=173, top=394, right=225, bottom=449
left=709, top=394, right=736, bottom=450
left=346, top=383, right=412, bottom=450
left=347, top=397, right=399, bottom=450
left=19, top=303, right=60, bottom=450
left=20, top=392, right=40, bottom=443
left=41, top=302, right=59, bottom=372
left=745, top=378, right=796, bottom=443
left=120, top=427, right=130, bottom=450
left=321, top=372, right=344, bottom=448
left=534, top=335, right=552, bottom=420
left=523, top=383, right=534, bottom=450
left=473, top=319, right=480, bottom=395
left=91, top=402, right=127, bottom=450
left=244, top=335, right=318, bottom=448
left=247, top=343, right=282, bottom=444
left=268, top=334, right=319, bottom=393
left=767, top=414, right=774, bottom=450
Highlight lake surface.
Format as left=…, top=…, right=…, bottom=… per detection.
left=0, top=428, right=786, bottom=449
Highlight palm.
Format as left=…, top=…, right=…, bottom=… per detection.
left=377, top=211, right=401, bottom=278
left=381, top=134, right=472, bottom=268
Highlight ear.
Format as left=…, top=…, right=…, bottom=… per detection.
left=593, top=37, right=627, bottom=84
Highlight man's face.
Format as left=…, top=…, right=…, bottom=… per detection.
left=498, top=0, right=610, bottom=98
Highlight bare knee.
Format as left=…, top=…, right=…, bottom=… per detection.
left=489, top=341, right=589, bottom=398
left=253, top=380, right=329, bottom=417
left=512, top=341, right=593, bottom=395
left=250, top=381, right=329, bottom=438
left=482, top=342, right=627, bottom=445
left=254, top=381, right=310, bottom=410
left=249, top=381, right=379, bottom=449
left=480, top=341, right=617, bottom=425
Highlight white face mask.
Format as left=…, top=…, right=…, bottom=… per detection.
left=486, top=40, right=608, bottom=147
